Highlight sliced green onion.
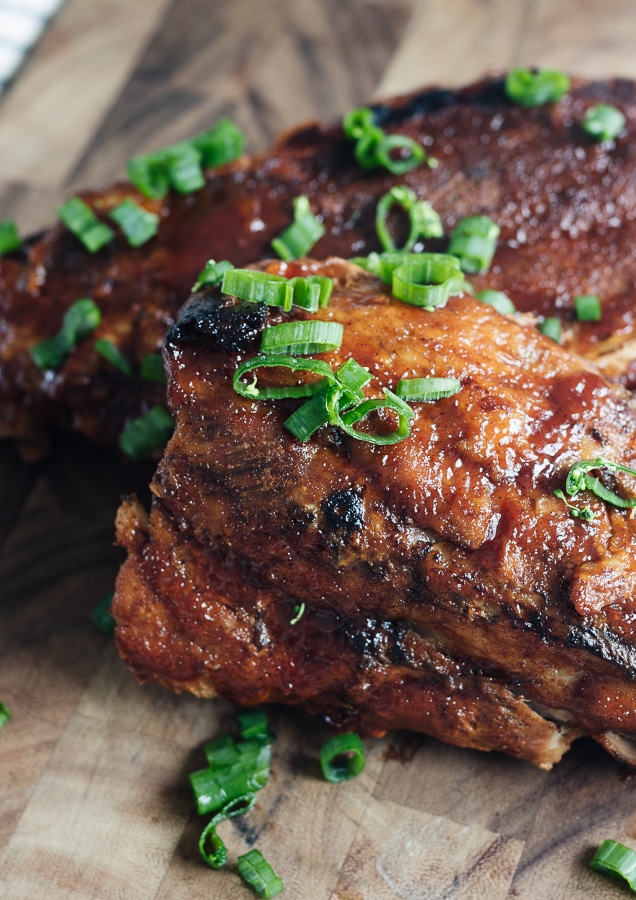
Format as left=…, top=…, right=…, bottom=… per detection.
left=284, top=389, right=333, bottom=441
left=238, top=849, right=284, bottom=898
left=476, top=289, right=516, bottom=315
left=289, top=275, right=333, bottom=311
left=127, top=119, right=246, bottom=199
left=353, top=250, right=461, bottom=286
left=222, top=269, right=294, bottom=310
left=0, top=701, right=11, bottom=729
left=448, top=215, right=499, bottom=273
left=590, top=839, right=636, bottom=891
left=192, top=259, right=235, bottom=292
left=198, top=793, right=257, bottom=869
left=563, top=457, right=636, bottom=511
left=574, top=294, right=602, bottom=322
left=108, top=198, right=159, bottom=247
left=271, top=195, right=325, bottom=260
left=320, top=733, right=366, bottom=783
left=190, top=742, right=271, bottom=816
left=238, top=711, right=271, bottom=743
left=91, top=591, right=116, bottom=635
left=376, top=186, right=443, bottom=253
left=233, top=354, right=335, bottom=400
left=57, top=197, right=114, bottom=253
left=30, top=298, right=102, bottom=371
left=335, top=358, right=372, bottom=396
left=392, top=256, right=465, bottom=309
left=283, top=359, right=372, bottom=442
left=191, top=118, right=246, bottom=168
left=203, top=734, right=239, bottom=769
left=582, top=104, right=626, bottom=142
left=396, top=376, right=461, bottom=401
left=260, top=320, right=343, bottom=356
left=0, top=218, right=22, bottom=255
left=290, top=602, right=306, bottom=625
left=343, top=105, right=427, bottom=174
left=140, top=353, right=166, bottom=384
left=339, top=389, right=414, bottom=445
left=119, top=406, right=174, bottom=460
left=539, top=317, right=562, bottom=343
left=94, top=338, right=133, bottom=376
left=504, top=68, right=570, bottom=107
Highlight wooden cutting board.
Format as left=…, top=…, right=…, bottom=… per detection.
left=2, top=1, right=636, bottom=897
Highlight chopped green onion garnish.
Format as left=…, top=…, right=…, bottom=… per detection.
left=192, top=259, right=235, bottom=292
left=574, top=294, right=602, bottom=322
left=0, top=702, right=11, bottom=729
left=238, top=849, right=284, bottom=898
left=343, top=105, right=427, bottom=174
left=476, top=289, right=516, bottom=315
left=396, top=376, right=461, bottom=402
left=57, top=198, right=114, bottom=253
left=191, top=118, right=246, bottom=168
left=448, top=215, right=499, bottom=273
left=260, top=320, right=343, bottom=356
left=198, top=793, right=257, bottom=869
left=392, top=256, right=465, bottom=309
left=140, top=353, right=166, bottom=384
left=504, top=68, right=570, bottom=107
left=234, top=354, right=336, bottom=401
left=554, top=489, right=596, bottom=522
left=539, top=317, right=562, bottom=343
left=91, top=591, right=116, bottom=635
left=0, top=218, right=22, bottom=255
left=339, top=389, right=414, bottom=445
left=94, top=338, right=133, bottom=376
left=127, top=119, right=246, bottom=199
left=190, top=741, right=271, bottom=816
left=284, top=389, right=333, bottom=441
left=376, top=186, right=443, bottom=253
left=290, top=602, right=306, bottom=625
left=590, top=839, right=636, bottom=891
left=582, top=104, right=626, bottom=142
left=352, top=250, right=462, bottom=287
left=238, top=711, right=272, bottom=743
left=108, top=198, right=159, bottom=247
left=289, top=275, right=333, bottom=311
left=562, top=457, right=636, bottom=512
left=320, top=733, right=366, bottom=783
left=119, top=406, right=174, bottom=460
left=271, top=195, right=325, bottom=260
left=223, top=268, right=294, bottom=310
left=30, top=298, right=102, bottom=371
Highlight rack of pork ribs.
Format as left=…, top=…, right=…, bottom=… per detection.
left=5, top=74, right=636, bottom=768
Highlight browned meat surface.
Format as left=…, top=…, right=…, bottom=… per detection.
left=2, top=74, right=636, bottom=450
left=113, top=257, right=636, bottom=769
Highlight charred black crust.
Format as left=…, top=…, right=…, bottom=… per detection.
left=371, top=78, right=507, bottom=129
left=321, top=488, right=365, bottom=539
left=566, top=623, right=636, bottom=677
left=166, top=291, right=267, bottom=353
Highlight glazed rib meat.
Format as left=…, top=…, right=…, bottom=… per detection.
left=113, top=257, right=636, bottom=769
left=2, top=74, right=636, bottom=450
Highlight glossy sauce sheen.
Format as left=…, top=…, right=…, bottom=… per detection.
left=113, top=258, right=636, bottom=769
left=2, top=75, right=636, bottom=448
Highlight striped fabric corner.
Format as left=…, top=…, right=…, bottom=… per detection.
left=0, top=0, right=66, bottom=98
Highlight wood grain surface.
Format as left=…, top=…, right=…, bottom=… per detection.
left=2, top=2, right=636, bottom=897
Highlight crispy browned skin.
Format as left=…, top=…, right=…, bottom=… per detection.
left=2, top=75, right=636, bottom=450
left=113, top=258, right=636, bottom=769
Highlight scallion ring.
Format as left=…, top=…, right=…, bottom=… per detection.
left=238, top=849, right=285, bottom=898
left=574, top=294, right=601, bottom=322
left=30, top=298, right=102, bottom=371
left=260, top=320, right=343, bottom=356
left=476, top=289, right=516, bottom=315
left=192, top=259, right=235, bottom=292
left=271, top=195, right=325, bottom=261
left=94, top=338, right=133, bottom=376
left=238, top=711, right=272, bottom=743
left=198, top=793, right=257, bottom=869
left=222, top=268, right=294, bottom=310
left=289, top=274, right=333, bottom=311
left=119, top=406, right=174, bottom=460
left=582, top=104, right=625, bottom=143
left=504, top=68, right=570, bottom=107
left=392, top=256, right=465, bottom=309
left=396, top=377, right=461, bottom=402
left=539, top=317, right=562, bottom=343
left=57, top=197, right=114, bottom=253
left=320, top=733, right=366, bottom=783
left=233, top=355, right=336, bottom=400
left=448, top=215, right=500, bottom=273
left=108, top=198, right=159, bottom=247
left=376, top=186, right=443, bottom=253
left=338, top=389, right=414, bottom=445
left=590, top=839, right=636, bottom=891
left=561, top=457, right=636, bottom=514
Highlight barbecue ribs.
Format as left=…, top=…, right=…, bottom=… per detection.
left=2, top=75, right=636, bottom=452
left=113, top=258, right=636, bottom=769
